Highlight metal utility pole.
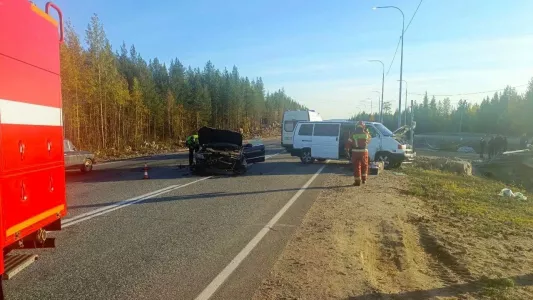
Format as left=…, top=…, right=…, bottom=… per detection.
left=398, top=79, right=408, bottom=125
left=368, top=60, right=385, bottom=123
left=374, top=6, right=405, bottom=130
left=410, top=100, right=415, bottom=150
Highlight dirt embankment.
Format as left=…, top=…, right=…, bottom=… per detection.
left=253, top=163, right=533, bottom=300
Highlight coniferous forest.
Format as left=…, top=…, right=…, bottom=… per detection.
left=353, top=82, right=533, bottom=135
left=60, top=15, right=305, bottom=153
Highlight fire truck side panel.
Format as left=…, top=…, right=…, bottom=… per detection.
left=0, top=0, right=60, bottom=74
left=0, top=57, right=62, bottom=108
left=0, top=1, right=66, bottom=276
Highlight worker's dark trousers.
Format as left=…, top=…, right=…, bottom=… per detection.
left=189, top=147, right=197, bottom=166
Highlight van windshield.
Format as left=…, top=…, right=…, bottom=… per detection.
left=374, top=123, right=394, bottom=137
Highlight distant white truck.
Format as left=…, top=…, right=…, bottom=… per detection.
left=281, top=110, right=322, bottom=150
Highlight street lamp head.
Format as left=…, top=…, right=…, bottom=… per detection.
left=372, top=7, right=377, bottom=10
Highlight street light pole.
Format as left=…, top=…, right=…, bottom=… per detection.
left=398, top=79, right=408, bottom=125
left=373, top=6, right=405, bottom=130
left=368, top=60, right=385, bottom=123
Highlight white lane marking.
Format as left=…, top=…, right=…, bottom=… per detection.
left=0, top=98, right=62, bottom=126
left=63, top=151, right=283, bottom=228
left=194, top=163, right=327, bottom=300
left=62, top=177, right=213, bottom=228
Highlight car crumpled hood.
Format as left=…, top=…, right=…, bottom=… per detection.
left=198, top=127, right=243, bottom=147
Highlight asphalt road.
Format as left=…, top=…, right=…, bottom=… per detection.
left=4, top=138, right=343, bottom=300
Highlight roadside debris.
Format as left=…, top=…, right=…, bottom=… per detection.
left=498, top=188, right=528, bottom=200
left=392, top=172, right=406, bottom=176
left=413, top=156, right=472, bottom=176
left=457, top=146, right=476, bottom=153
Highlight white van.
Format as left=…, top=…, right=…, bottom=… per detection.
left=290, top=121, right=415, bottom=169
left=281, top=110, right=322, bottom=150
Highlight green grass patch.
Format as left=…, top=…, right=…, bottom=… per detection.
left=404, top=167, right=533, bottom=235
left=477, top=276, right=516, bottom=300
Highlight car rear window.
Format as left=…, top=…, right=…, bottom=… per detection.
left=313, top=124, right=339, bottom=137
left=298, top=124, right=313, bottom=136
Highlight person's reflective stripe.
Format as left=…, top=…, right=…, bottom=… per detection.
left=352, top=134, right=367, bottom=139
left=351, top=149, right=368, bottom=152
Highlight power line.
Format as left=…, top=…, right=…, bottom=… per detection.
left=384, top=0, right=423, bottom=77
left=408, top=84, right=528, bottom=97
left=404, top=0, right=424, bottom=34
left=385, top=36, right=401, bottom=76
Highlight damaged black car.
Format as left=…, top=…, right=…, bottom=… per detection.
left=192, top=127, right=266, bottom=175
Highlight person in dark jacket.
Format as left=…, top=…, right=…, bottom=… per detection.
left=479, top=136, right=487, bottom=158
left=503, top=136, right=508, bottom=153
left=488, top=136, right=495, bottom=159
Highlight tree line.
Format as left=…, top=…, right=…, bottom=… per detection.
left=353, top=78, right=533, bottom=136
left=60, top=14, right=305, bottom=153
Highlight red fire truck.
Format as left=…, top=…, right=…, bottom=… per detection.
left=0, top=0, right=67, bottom=297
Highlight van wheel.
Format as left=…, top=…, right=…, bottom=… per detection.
left=300, top=149, right=315, bottom=164
left=376, top=152, right=392, bottom=170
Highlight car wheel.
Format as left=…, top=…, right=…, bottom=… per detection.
left=81, top=159, right=93, bottom=173
left=376, top=152, right=392, bottom=170
left=300, top=149, right=315, bottom=164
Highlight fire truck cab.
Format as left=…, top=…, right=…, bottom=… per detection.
left=0, top=0, right=66, bottom=297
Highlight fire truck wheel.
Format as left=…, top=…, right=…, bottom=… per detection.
left=81, top=159, right=93, bottom=173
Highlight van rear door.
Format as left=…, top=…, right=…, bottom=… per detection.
left=311, top=123, right=340, bottom=159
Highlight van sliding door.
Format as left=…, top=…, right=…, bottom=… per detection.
left=311, top=123, right=340, bottom=159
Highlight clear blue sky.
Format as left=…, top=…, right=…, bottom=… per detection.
left=36, top=0, right=533, bottom=119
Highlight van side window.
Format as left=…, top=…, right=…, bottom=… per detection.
left=366, top=126, right=379, bottom=138
left=314, top=124, right=339, bottom=137
left=284, top=120, right=296, bottom=132
left=298, top=124, right=313, bottom=136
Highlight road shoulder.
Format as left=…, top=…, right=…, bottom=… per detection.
left=253, top=164, right=533, bottom=299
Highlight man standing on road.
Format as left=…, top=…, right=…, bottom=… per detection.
left=479, top=136, right=487, bottom=159
left=488, top=136, right=495, bottom=159
left=345, top=121, right=371, bottom=186
left=186, top=133, right=200, bottom=168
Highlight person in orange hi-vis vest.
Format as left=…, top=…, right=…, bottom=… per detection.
left=345, top=121, right=371, bottom=186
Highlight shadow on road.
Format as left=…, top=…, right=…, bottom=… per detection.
left=68, top=182, right=354, bottom=210
left=347, top=273, right=533, bottom=300
left=66, top=157, right=354, bottom=184
left=65, top=162, right=190, bottom=183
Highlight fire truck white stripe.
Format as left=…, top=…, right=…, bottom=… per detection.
left=0, top=99, right=62, bottom=126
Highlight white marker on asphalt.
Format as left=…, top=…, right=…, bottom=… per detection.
left=194, top=163, right=327, bottom=300
left=62, top=177, right=213, bottom=228
left=63, top=151, right=283, bottom=228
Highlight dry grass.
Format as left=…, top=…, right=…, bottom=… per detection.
left=404, top=167, right=533, bottom=236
